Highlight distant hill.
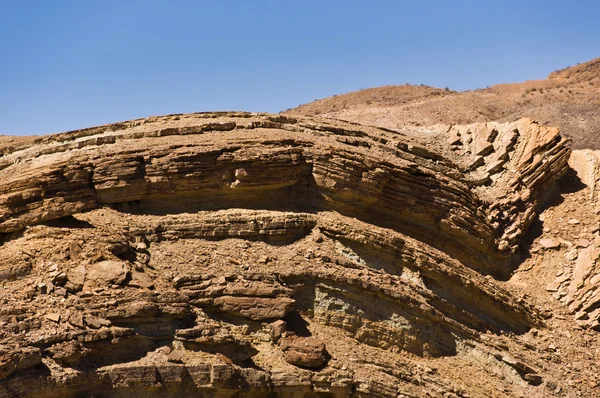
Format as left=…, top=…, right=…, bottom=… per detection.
left=286, top=57, right=600, bottom=149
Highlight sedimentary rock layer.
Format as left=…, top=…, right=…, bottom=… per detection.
left=0, top=112, right=573, bottom=397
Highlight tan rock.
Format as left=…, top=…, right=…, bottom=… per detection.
left=540, top=238, right=561, bottom=249
left=270, top=320, right=287, bottom=339
left=44, top=313, right=61, bottom=323
left=86, top=260, right=128, bottom=287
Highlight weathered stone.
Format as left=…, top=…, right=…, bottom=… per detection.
left=270, top=320, right=286, bottom=340
left=51, top=272, right=68, bottom=286
left=212, top=296, right=295, bottom=320
left=84, top=315, right=103, bottom=329
left=128, top=271, right=155, bottom=290
left=540, top=238, right=561, bottom=249
left=280, top=336, right=328, bottom=368
left=167, top=351, right=184, bottom=364
left=86, top=260, right=128, bottom=287
left=37, top=283, right=47, bottom=294
left=44, top=313, right=61, bottom=323
left=68, top=312, right=85, bottom=328
left=65, top=264, right=86, bottom=292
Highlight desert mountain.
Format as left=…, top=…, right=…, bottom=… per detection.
left=287, top=58, right=600, bottom=150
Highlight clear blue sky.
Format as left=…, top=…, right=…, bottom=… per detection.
left=1, top=0, right=599, bottom=135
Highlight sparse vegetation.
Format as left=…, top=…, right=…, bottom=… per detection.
left=284, top=57, right=600, bottom=151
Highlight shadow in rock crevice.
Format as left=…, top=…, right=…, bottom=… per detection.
left=517, top=168, right=587, bottom=266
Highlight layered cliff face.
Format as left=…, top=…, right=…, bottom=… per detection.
left=0, top=112, right=593, bottom=398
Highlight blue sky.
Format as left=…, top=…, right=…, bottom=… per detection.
left=1, top=0, right=599, bottom=135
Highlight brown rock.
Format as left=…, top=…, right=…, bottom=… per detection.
left=280, top=336, right=328, bottom=368
left=270, top=320, right=287, bottom=339
left=69, top=241, right=82, bottom=260
left=65, top=264, right=86, bottom=292
left=212, top=296, right=295, bottom=320
left=51, top=272, right=68, bottom=286
left=68, top=312, right=85, bottom=328
left=46, top=341, right=87, bottom=367
left=540, top=238, right=561, bottom=249
left=84, top=315, right=103, bottom=329
left=128, top=271, right=155, bottom=290
left=37, top=283, right=48, bottom=294
left=86, top=260, right=128, bottom=287
left=44, top=313, right=61, bottom=323
left=167, top=351, right=184, bottom=364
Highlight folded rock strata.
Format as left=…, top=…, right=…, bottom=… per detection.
left=0, top=112, right=576, bottom=397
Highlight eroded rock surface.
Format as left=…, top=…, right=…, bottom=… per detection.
left=0, top=112, right=590, bottom=397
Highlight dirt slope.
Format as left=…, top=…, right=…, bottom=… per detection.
left=286, top=58, right=600, bottom=149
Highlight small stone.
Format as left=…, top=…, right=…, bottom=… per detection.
left=86, top=260, right=128, bottom=287
left=280, top=336, right=328, bottom=368
left=136, top=242, right=148, bottom=251
left=540, top=238, right=561, bottom=249
left=270, top=320, right=286, bottom=339
left=547, top=344, right=557, bottom=352
left=545, top=282, right=560, bottom=292
left=136, top=252, right=150, bottom=265
left=70, top=242, right=82, bottom=260
left=565, top=249, right=579, bottom=261
left=568, top=218, right=580, bottom=225
left=128, top=272, right=155, bottom=290
left=51, top=272, right=68, bottom=286
left=37, top=283, right=48, bottom=294
left=68, top=312, right=85, bottom=328
left=66, top=265, right=86, bottom=293
left=172, top=276, right=183, bottom=288
left=54, top=287, right=67, bottom=297
left=167, top=351, right=184, bottom=364
left=45, top=313, right=61, bottom=323
left=84, top=315, right=103, bottom=329
left=575, top=239, right=590, bottom=248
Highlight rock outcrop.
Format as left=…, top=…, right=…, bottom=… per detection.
left=0, top=112, right=583, bottom=397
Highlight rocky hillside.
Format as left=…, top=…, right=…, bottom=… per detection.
left=2, top=112, right=600, bottom=397
left=286, top=58, right=600, bottom=150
